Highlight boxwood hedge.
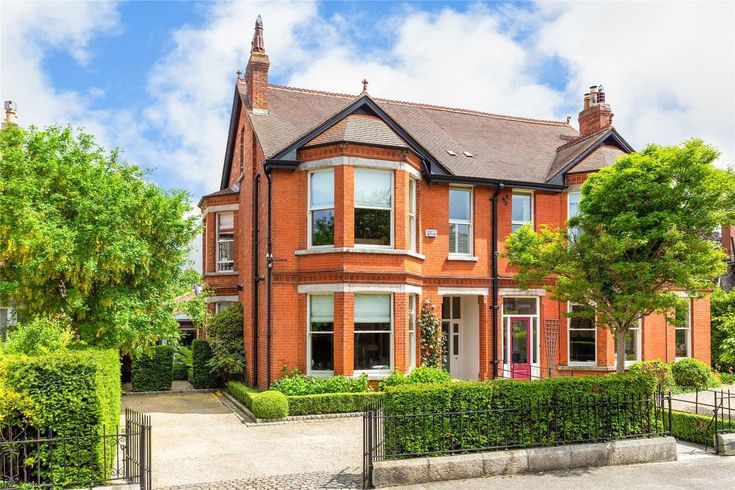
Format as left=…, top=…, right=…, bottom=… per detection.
left=191, top=339, right=218, bottom=389
left=287, top=392, right=384, bottom=415
left=383, top=374, right=657, bottom=457
left=131, top=345, right=174, bottom=392
left=670, top=410, right=735, bottom=445
left=0, top=349, right=121, bottom=485
left=227, top=380, right=259, bottom=411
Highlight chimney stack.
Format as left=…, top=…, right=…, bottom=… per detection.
left=245, top=15, right=270, bottom=113
left=3, top=101, right=17, bottom=128
left=578, top=84, right=612, bottom=135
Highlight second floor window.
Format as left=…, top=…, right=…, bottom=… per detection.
left=408, top=179, right=417, bottom=252
left=567, top=191, right=581, bottom=241
left=511, top=192, right=533, bottom=232
left=216, top=212, right=234, bottom=272
left=309, top=170, right=334, bottom=247
left=354, top=169, right=392, bottom=247
left=449, top=188, right=472, bottom=255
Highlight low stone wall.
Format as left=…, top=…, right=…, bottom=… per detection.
left=717, top=433, right=735, bottom=455
left=372, top=437, right=677, bottom=487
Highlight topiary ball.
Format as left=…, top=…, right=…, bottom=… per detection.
left=672, top=358, right=710, bottom=389
left=252, top=390, right=289, bottom=419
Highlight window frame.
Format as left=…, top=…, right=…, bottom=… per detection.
left=615, top=319, right=643, bottom=367
left=674, top=297, right=692, bottom=360
left=353, top=169, right=394, bottom=249
left=567, top=302, right=597, bottom=366
left=408, top=178, right=417, bottom=252
left=353, top=293, right=394, bottom=376
left=448, top=186, right=473, bottom=256
left=216, top=212, right=235, bottom=272
left=500, top=296, right=540, bottom=372
left=567, top=191, right=582, bottom=241
left=307, top=294, right=335, bottom=377
left=511, top=191, right=534, bottom=233
left=307, top=169, right=335, bottom=249
left=408, top=294, right=417, bottom=371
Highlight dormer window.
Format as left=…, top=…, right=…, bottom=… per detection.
left=354, top=169, right=392, bottom=247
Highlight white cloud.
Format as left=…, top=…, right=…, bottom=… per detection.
left=536, top=1, right=735, bottom=166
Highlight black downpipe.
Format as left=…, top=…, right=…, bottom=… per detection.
left=252, top=174, right=260, bottom=387
left=266, top=170, right=273, bottom=388
left=491, top=183, right=505, bottom=379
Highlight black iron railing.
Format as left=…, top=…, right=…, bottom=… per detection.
left=1, top=408, right=151, bottom=489
left=363, top=392, right=670, bottom=488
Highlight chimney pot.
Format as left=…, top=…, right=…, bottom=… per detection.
left=3, top=100, right=17, bottom=126
left=245, top=15, right=270, bottom=112
left=578, top=84, right=612, bottom=134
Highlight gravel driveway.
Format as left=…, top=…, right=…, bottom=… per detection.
left=120, top=392, right=362, bottom=489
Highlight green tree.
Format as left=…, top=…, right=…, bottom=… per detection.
left=0, top=125, right=198, bottom=354
left=206, top=304, right=244, bottom=380
left=506, top=139, right=735, bottom=373
left=711, top=287, right=735, bottom=371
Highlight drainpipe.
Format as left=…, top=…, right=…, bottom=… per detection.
left=491, top=183, right=505, bottom=379
left=252, top=174, right=260, bottom=387
left=265, top=169, right=273, bottom=389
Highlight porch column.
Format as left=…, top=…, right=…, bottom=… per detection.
left=478, top=295, right=490, bottom=380
left=333, top=292, right=354, bottom=376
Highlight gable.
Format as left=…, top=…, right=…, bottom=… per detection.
left=303, top=114, right=408, bottom=150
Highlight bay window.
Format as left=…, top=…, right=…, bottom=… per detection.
left=309, top=169, right=335, bottom=247
left=354, top=169, right=392, bottom=246
left=308, top=295, right=334, bottom=373
left=449, top=188, right=472, bottom=255
left=568, top=304, right=596, bottom=364
left=408, top=179, right=417, bottom=252
left=216, top=212, right=234, bottom=271
left=354, top=294, right=392, bottom=372
left=674, top=297, right=691, bottom=359
left=511, top=193, right=533, bottom=232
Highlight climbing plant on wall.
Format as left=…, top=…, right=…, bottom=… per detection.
left=418, top=299, right=444, bottom=368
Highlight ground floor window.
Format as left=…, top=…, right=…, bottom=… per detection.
left=215, top=302, right=237, bottom=314
left=674, top=297, right=691, bottom=359
left=308, top=295, right=334, bottom=374
left=354, top=294, right=392, bottom=372
left=408, top=294, right=417, bottom=370
left=615, top=320, right=642, bottom=366
left=568, top=303, right=596, bottom=364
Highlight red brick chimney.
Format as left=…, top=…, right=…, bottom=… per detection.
left=578, top=85, right=613, bottom=135
left=246, top=15, right=269, bottom=113
left=723, top=224, right=734, bottom=260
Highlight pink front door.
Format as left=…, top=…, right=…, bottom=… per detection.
left=510, top=317, right=531, bottom=380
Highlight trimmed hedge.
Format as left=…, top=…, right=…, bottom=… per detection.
left=131, top=345, right=174, bottom=392
left=380, top=367, right=451, bottom=389
left=672, top=358, right=710, bottom=389
left=191, top=339, right=218, bottom=389
left=671, top=410, right=735, bottom=445
left=270, top=372, right=369, bottom=395
left=0, top=349, right=121, bottom=485
left=252, top=391, right=289, bottom=419
left=227, top=380, right=259, bottom=411
left=287, top=392, right=384, bottom=415
left=383, top=374, right=657, bottom=457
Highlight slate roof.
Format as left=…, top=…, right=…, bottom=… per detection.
left=304, top=114, right=408, bottom=149
left=232, top=83, right=632, bottom=187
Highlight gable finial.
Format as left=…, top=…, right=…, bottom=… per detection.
left=251, top=15, right=265, bottom=53
left=361, top=78, right=369, bottom=94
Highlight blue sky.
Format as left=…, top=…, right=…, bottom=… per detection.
left=2, top=0, right=733, bottom=201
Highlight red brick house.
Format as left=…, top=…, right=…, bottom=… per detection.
left=200, top=18, right=711, bottom=389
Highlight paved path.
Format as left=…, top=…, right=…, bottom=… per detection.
left=120, top=392, right=362, bottom=489
left=670, top=384, right=735, bottom=415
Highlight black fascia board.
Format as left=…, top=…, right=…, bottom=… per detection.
left=269, top=95, right=451, bottom=176
left=427, top=173, right=566, bottom=192
left=263, top=159, right=300, bottom=171
left=220, top=88, right=243, bottom=189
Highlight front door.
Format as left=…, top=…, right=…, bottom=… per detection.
left=442, top=296, right=462, bottom=378
left=510, top=317, right=531, bottom=379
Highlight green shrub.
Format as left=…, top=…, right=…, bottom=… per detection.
left=629, top=359, right=673, bottom=391
left=670, top=410, right=735, bottom=444
left=206, top=304, right=244, bottom=380
left=131, top=345, right=174, bottom=392
left=287, top=392, right=384, bottom=415
left=191, top=339, right=218, bottom=388
left=382, top=374, right=657, bottom=457
left=173, top=346, right=192, bottom=381
left=721, top=372, right=735, bottom=384
left=0, top=349, right=121, bottom=485
left=227, top=380, right=260, bottom=411
left=672, top=358, right=711, bottom=389
left=270, top=372, right=369, bottom=395
left=252, top=390, right=288, bottom=419
left=707, top=371, right=723, bottom=389
left=380, top=367, right=451, bottom=389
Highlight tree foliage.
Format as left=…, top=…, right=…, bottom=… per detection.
left=711, top=286, right=735, bottom=371
left=505, top=139, right=735, bottom=373
left=0, top=125, right=198, bottom=354
left=418, top=299, right=444, bottom=368
left=206, top=303, right=244, bottom=380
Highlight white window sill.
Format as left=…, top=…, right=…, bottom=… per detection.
left=306, top=371, right=334, bottom=378
left=354, top=370, right=392, bottom=380
left=567, top=362, right=597, bottom=368
left=205, top=271, right=238, bottom=276
left=295, top=247, right=425, bottom=260
left=447, top=255, right=479, bottom=262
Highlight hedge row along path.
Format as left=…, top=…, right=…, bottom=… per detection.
left=120, top=391, right=362, bottom=488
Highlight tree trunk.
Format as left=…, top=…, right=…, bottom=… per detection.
left=615, top=327, right=627, bottom=374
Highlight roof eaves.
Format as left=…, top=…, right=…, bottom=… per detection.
left=427, top=173, right=565, bottom=192
left=220, top=86, right=245, bottom=189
